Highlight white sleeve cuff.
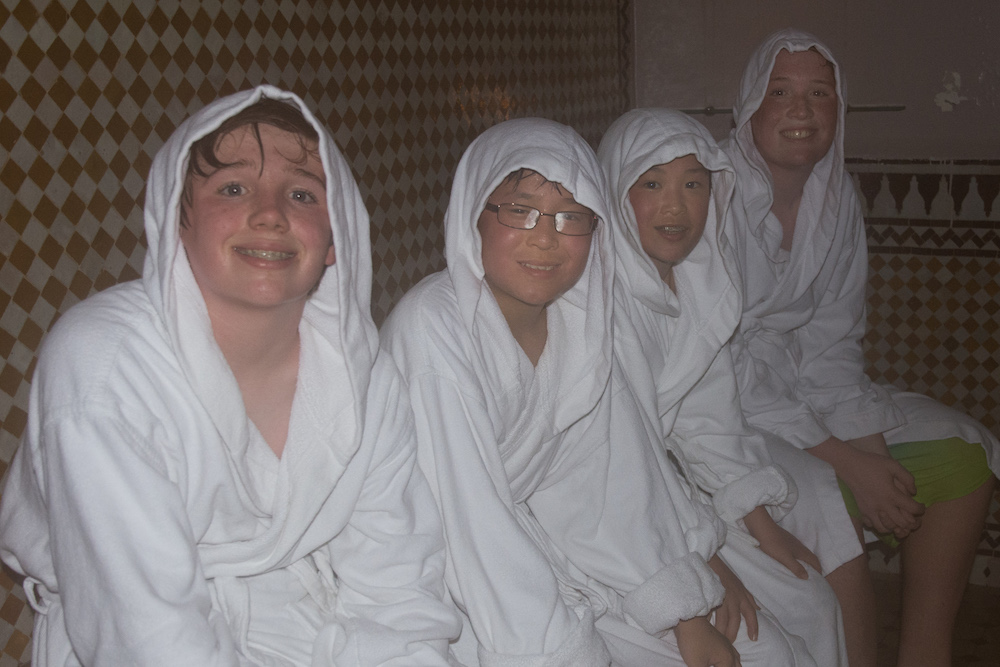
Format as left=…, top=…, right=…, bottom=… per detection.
left=712, top=465, right=797, bottom=525
left=477, top=609, right=611, bottom=667
left=622, top=552, right=726, bottom=635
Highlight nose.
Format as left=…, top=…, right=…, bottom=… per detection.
left=527, top=214, right=559, bottom=249
left=788, top=93, right=814, bottom=119
left=657, top=188, right=686, bottom=216
left=660, top=197, right=685, bottom=216
left=249, top=191, right=289, bottom=231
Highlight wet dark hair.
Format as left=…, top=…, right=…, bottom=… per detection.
left=179, top=97, right=321, bottom=228
left=499, top=168, right=568, bottom=197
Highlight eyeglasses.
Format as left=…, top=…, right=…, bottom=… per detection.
left=484, top=203, right=599, bottom=236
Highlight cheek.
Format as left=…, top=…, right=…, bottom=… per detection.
left=628, top=191, right=656, bottom=228
left=565, top=236, right=593, bottom=272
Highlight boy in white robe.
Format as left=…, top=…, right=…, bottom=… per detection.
left=598, top=107, right=847, bottom=666
left=382, top=117, right=812, bottom=666
left=0, top=86, right=460, bottom=666
left=722, top=28, right=998, bottom=667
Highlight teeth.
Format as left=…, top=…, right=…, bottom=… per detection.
left=522, top=263, right=555, bottom=271
left=782, top=129, right=813, bottom=139
left=657, top=226, right=686, bottom=233
left=235, top=247, right=294, bottom=261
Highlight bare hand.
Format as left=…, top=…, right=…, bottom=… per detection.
left=707, top=555, right=759, bottom=642
left=743, top=506, right=822, bottom=578
left=810, top=436, right=924, bottom=538
left=675, top=616, right=743, bottom=667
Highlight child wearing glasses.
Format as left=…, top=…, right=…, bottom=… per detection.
left=381, top=118, right=812, bottom=666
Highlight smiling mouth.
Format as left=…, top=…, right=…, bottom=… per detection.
left=781, top=129, right=815, bottom=140
left=520, top=262, right=557, bottom=271
left=235, top=247, right=295, bottom=261
left=655, top=225, right=687, bottom=234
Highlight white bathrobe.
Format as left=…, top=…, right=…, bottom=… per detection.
left=382, top=118, right=806, bottom=666
left=0, top=86, right=460, bottom=667
left=722, top=30, right=999, bottom=533
left=598, top=108, right=846, bottom=665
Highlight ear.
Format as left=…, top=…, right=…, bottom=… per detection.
left=325, top=241, right=336, bottom=266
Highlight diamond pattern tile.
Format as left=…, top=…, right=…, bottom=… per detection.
left=852, top=162, right=1000, bottom=584
left=0, top=0, right=631, bottom=659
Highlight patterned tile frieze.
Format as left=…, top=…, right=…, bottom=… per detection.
left=854, top=162, right=1000, bottom=584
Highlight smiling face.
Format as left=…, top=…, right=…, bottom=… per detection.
left=477, top=170, right=594, bottom=324
left=179, top=123, right=335, bottom=318
left=750, top=48, right=838, bottom=177
left=627, top=154, right=711, bottom=283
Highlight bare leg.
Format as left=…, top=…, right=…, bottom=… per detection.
left=895, top=477, right=996, bottom=667
left=825, top=517, right=878, bottom=667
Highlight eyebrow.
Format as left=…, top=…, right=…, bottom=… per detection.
left=644, top=165, right=709, bottom=175
left=292, top=166, right=326, bottom=188
left=209, top=160, right=326, bottom=188
left=768, top=75, right=835, bottom=85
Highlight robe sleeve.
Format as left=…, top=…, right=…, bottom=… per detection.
left=321, top=364, right=462, bottom=666
left=526, top=376, right=726, bottom=635
left=18, top=406, right=247, bottom=667
left=669, top=345, right=796, bottom=525
left=730, top=323, right=834, bottom=450
left=792, top=194, right=904, bottom=440
left=406, top=373, right=611, bottom=666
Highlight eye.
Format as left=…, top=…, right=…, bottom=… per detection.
left=685, top=181, right=702, bottom=189
left=638, top=180, right=659, bottom=190
left=219, top=183, right=245, bottom=197
left=508, top=206, right=532, bottom=215
left=290, top=189, right=319, bottom=204
left=560, top=211, right=583, bottom=222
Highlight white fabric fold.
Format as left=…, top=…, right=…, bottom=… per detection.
left=597, top=108, right=793, bottom=517
left=721, top=29, right=906, bottom=446
left=598, top=107, right=846, bottom=665
left=383, top=117, right=748, bottom=664
left=722, top=26, right=998, bottom=508
left=0, top=85, right=459, bottom=666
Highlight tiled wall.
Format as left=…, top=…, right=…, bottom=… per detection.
left=2, top=0, right=998, bottom=661
left=0, top=0, right=630, bottom=661
left=850, top=160, right=1000, bottom=584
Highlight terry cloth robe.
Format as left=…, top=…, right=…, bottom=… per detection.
left=721, top=30, right=999, bottom=533
left=598, top=107, right=846, bottom=665
left=0, top=86, right=460, bottom=667
left=382, top=118, right=804, bottom=667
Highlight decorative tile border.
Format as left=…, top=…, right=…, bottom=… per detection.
left=851, top=160, right=1000, bottom=585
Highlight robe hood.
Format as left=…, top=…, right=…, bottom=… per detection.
left=598, top=108, right=738, bottom=322
left=599, top=108, right=740, bottom=408
left=141, top=85, right=377, bottom=571
left=443, top=117, right=615, bottom=435
left=726, top=28, right=848, bottom=268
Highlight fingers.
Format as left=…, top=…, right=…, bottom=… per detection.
left=714, top=603, right=739, bottom=643
left=889, top=460, right=918, bottom=496
left=741, top=599, right=759, bottom=641
left=797, top=544, right=822, bottom=573
left=785, top=554, right=808, bottom=579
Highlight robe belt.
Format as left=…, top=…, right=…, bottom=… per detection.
left=211, top=554, right=338, bottom=657
left=23, top=575, right=55, bottom=615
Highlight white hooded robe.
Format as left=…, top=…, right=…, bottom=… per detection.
left=0, top=86, right=460, bottom=667
left=598, top=107, right=846, bottom=665
left=382, top=118, right=806, bottom=666
left=722, top=30, right=999, bottom=545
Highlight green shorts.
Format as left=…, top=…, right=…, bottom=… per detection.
left=839, top=437, right=993, bottom=547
